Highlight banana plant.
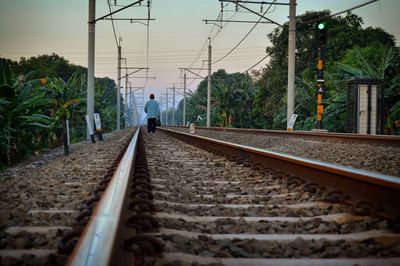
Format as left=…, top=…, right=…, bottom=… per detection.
left=0, top=69, right=52, bottom=166
left=335, top=45, right=400, bottom=134
left=45, top=74, right=82, bottom=148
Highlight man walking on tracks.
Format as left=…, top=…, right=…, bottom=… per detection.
left=144, top=93, right=160, bottom=133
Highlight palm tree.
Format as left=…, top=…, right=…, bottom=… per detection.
left=212, top=80, right=246, bottom=127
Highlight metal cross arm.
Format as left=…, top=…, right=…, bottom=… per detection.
left=219, top=0, right=283, bottom=27
left=132, top=87, right=145, bottom=92
left=104, top=18, right=155, bottom=26
left=218, top=0, right=291, bottom=6
left=119, top=68, right=149, bottom=80
left=104, top=18, right=155, bottom=21
left=127, top=76, right=157, bottom=79
left=203, top=19, right=272, bottom=24
left=89, top=0, right=145, bottom=24
left=181, top=68, right=205, bottom=79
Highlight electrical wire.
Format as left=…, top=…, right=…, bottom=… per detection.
left=211, top=3, right=241, bottom=41
left=225, top=0, right=379, bottom=74
left=212, top=0, right=276, bottom=65
left=144, top=0, right=152, bottom=88
left=107, top=0, right=120, bottom=48
left=186, top=2, right=234, bottom=69
left=186, top=61, right=205, bottom=88
left=301, top=0, right=378, bottom=24
left=182, top=3, right=241, bottom=88
left=187, top=19, right=218, bottom=69
left=241, top=52, right=270, bottom=74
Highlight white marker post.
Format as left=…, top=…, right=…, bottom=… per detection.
left=66, top=119, right=70, bottom=146
left=93, top=113, right=103, bottom=141
left=287, top=114, right=298, bottom=132
left=63, top=118, right=70, bottom=155
left=86, top=115, right=95, bottom=143
left=189, top=123, right=196, bottom=134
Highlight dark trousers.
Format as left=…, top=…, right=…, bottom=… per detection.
left=147, top=118, right=157, bottom=133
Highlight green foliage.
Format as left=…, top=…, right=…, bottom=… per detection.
left=337, top=44, right=396, bottom=79
left=323, top=93, right=347, bottom=132
left=0, top=55, right=120, bottom=168
left=253, top=10, right=397, bottom=132
left=177, top=70, right=255, bottom=128
left=335, top=45, right=400, bottom=133
left=179, top=11, right=399, bottom=135
left=0, top=68, right=53, bottom=165
left=18, top=53, right=86, bottom=81
left=94, top=77, right=118, bottom=132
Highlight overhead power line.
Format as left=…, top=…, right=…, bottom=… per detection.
left=212, top=0, right=276, bottom=65
left=301, top=0, right=378, bottom=24
left=242, top=53, right=270, bottom=73
left=222, top=0, right=379, bottom=74
left=187, top=2, right=240, bottom=69
left=107, top=0, right=119, bottom=48
left=91, top=0, right=145, bottom=23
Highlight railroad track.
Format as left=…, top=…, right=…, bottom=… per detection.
left=167, top=125, right=400, bottom=146
left=66, top=127, right=400, bottom=265
left=0, top=129, right=135, bottom=266
left=166, top=126, right=400, bottom=177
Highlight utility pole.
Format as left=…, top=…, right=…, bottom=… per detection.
left=129, top=84, right=132, bottom=126
left=165, top=88, right=169, bottom=126
left=179, top=67, right=204, bottom=126
left=183, top=71, right=186, bottom=126
left=287, top=0, right=296, bottom=129
left=207, top=37, right=212, bottom=127
left=117, top=39, right=122, bottom=130
left=87, top=0, right=95, bottom=138
left=208, top=1, right=288, bottom=127
left=172, top=86, right=175, bottom=125
left=125, top=62, right=128, bottom=128
left=159, top=96, right=163, bottom=125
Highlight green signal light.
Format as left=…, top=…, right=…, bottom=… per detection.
left=318, top=23, right=326, bottom=30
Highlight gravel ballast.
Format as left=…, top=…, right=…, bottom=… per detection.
left=0, top=128, right=135, bottom=265
left=166, top=127, right=400, bottom=177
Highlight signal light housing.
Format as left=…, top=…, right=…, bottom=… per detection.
left=316, top=22, right=327, bottom=46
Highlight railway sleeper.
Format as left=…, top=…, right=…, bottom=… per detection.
left=129, top=198, right=156, bottom=213
left=142, top=130, right=400, bottom=264
left=122, top=235, right=164, bottom=256
left=58, top=229, right=82, bottom=255
left=126, top=213, right=160, bottom=232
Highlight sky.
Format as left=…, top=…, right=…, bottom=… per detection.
left=0, top=0, right=399, bottom=120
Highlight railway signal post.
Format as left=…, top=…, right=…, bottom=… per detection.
left=316, top=22, right=327, bottom=129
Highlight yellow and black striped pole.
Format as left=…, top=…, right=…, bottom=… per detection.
left=316, top=22, right=327, bottom=129
left=316, top=48, right=324, bottom=129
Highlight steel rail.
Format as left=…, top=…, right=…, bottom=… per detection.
left=159, top=127, right=400, bottom=219
left=167, top=126, right=400, bottom=146
left=67, top=128, right=140, bottom=266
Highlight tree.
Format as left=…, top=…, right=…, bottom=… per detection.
left=0, top=54, right=123, bottom=167
left=19, top=53, right=85, bottom=81
left=94, top=77, right=118, bottom=132
left=253, top=11, right=396, bottom=130
left=212, top=81, right=243, bottom=127
left=183, top=70, right=255, bottom=127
